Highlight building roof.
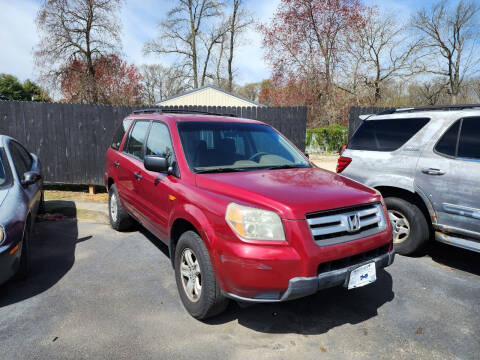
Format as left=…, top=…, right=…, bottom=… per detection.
left=156, top=85, right=263, bottom=107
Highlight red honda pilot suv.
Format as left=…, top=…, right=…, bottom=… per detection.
left=105, top=109, right=394, bottom=319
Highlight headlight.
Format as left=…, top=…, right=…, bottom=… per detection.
left=225, top=203, right=286, bottom=241
left=0, top=225, right=4, bottom=244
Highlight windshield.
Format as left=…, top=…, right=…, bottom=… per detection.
left=0, top=149, right=7, bottom=187
left=177, top=122, right=310, bottom=173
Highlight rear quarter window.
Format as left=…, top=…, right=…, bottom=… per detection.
left=349, top=118, right=430, bottom=152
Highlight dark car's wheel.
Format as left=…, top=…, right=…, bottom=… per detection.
left=385, top=197, right=430, bottom=256
left=109, top=184, right=133, bottom=231
left=15, top=220, right=30, bottom=280
left=174, top=231, right=228, bottom=319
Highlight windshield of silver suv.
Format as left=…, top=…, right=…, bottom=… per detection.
left=177, top=121, right=310, bottom=173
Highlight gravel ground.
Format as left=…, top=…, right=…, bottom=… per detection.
left=0, top=217, right=478, bottom=360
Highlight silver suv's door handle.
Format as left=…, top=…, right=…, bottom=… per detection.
left=422, top=168, right=445, bottom=175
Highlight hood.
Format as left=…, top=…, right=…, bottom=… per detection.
left=196, top=167, right=381, bottom=219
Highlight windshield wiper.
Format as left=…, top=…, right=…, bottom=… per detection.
left=262, top=164, right=310, bottom=170
left=195, top=167, right=247, bottom=174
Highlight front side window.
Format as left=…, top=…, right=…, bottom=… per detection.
left=111, top=119, right=132, bottom=150
left=177, top=122, right=309, bottom=173
left=145, top=122, right=174, bottom=164
left=123, top=121, right=150, bottom=160
left=349, top=118, right=430, bottom=152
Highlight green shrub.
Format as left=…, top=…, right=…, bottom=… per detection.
left=306, top=124, right=348, bottom=153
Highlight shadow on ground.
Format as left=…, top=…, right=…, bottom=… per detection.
left=206, top=269, right=394, bottom=334
left=137, top=224, right=394, bottom=335
left=0, top=201, right=89, bottom=307
left=426, top=241, right=480, bottom=276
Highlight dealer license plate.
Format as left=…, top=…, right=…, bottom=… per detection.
left=347, top=262, right=376, bottom=289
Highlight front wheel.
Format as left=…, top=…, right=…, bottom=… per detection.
left=174, top=231, right=228, bottom=319
left=385, top=197, right=430, bottom=256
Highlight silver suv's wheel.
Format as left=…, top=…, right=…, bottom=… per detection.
left=388, top=210, right=411, bottom=244
left=384, top=197, right=430, bottom=256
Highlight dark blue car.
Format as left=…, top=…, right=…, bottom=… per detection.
left=0, top=135, right=42, bottom=285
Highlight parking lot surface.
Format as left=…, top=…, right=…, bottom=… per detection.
left=1, top=219, right=479, bottom=360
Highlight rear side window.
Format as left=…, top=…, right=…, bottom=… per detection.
left=435, top=120, right=460, bottom=157
left=435, top=118, right=480, bottom=160
left=111, top=119, right=132, bottom=150
left=349, top=118, right=430, bottom=151
left=123, top=121, right=150, bottom=160
left=458, top=118, right=480, bottom=159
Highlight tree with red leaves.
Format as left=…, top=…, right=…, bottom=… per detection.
left=60, top=54, right=143, bottom=105
left=259, top=0, right=367, bottom=126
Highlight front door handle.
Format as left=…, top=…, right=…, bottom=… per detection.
left=134, top=172, right=143, bottom=180
left=422, top=168, right=445, bottom=176
left=113, top=161, right=120, bottom=168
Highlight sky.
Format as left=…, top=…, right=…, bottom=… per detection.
left=0, top=0, right=439, bottom=87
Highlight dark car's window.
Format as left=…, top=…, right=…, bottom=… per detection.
left=111, top=119, right=132, bottom=150
left=9, top=141, right=32, bottom=178
left=145, top=122, right=174, bottom=164
left=177, top=121, right=309, bottom=172
left=458, top=118, right=480, bottom=160
left=349, top=118, right=430, bottom=152
left=435, top=120, right=461, bottom=157
left=123, top=121, right=150, bottom=160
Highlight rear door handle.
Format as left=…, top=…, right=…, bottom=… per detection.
left=422, top=168, right=445, bottom=175
left=113, top=161, right=120, bottom=168
left=134, top=172, right=143, bottom=180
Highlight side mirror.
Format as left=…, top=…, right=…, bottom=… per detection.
left=144, top=155, right=169, bottom=173
left=304, top=152, right=310, bottom=159
left=22, top=171, right=41, bottom=187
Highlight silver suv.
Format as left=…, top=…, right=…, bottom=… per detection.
left=338, top=105, right=480, bottom=255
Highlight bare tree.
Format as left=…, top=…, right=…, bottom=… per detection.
left=144, top=0, right=223, bottom=88
left=412, top=0, right=480, bottom=103
left=140, top=64, right=189, bottom=105
left=346, top=10, right=423, bottom=104
left=225, top=0, right=253, bottom=91
left=34, top=0, right=123, bottom=102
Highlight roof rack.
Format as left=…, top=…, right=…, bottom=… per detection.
left=132, top=108, right=236, bottom=117
left=376, top=103, right=480, bottom=115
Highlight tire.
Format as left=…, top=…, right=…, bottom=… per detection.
left=174, top=231, right=228, bottom=319
left=385, top=197, right=430, bottom=256
left=108, top=184, right=134, bottom=231
left=15, top=220, right=30, bottom=281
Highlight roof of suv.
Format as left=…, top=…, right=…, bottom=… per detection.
left=364, top=104, right=480, bottom=121
left=126, top=112, right=264, bottom=125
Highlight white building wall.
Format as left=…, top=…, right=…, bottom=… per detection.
left=158, top=87, right=258, bottom=107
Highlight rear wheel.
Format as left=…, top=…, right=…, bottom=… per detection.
left=109, top=184, right=133, bottom=231
left=385, top=197, right=430, bottom=256
left=174, top=231, right=228, bottom=319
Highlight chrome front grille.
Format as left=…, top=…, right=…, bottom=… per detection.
left=306, top=203, right=387, bottom=246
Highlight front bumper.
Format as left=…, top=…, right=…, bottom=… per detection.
left=222, top=249, right=395, bottom=303
left=0, top=242, right=21, bottom=285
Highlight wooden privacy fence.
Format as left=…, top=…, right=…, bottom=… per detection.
left=0, top=101, right=307, bottom=186
left=348, top=106, right=388, bottom=139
